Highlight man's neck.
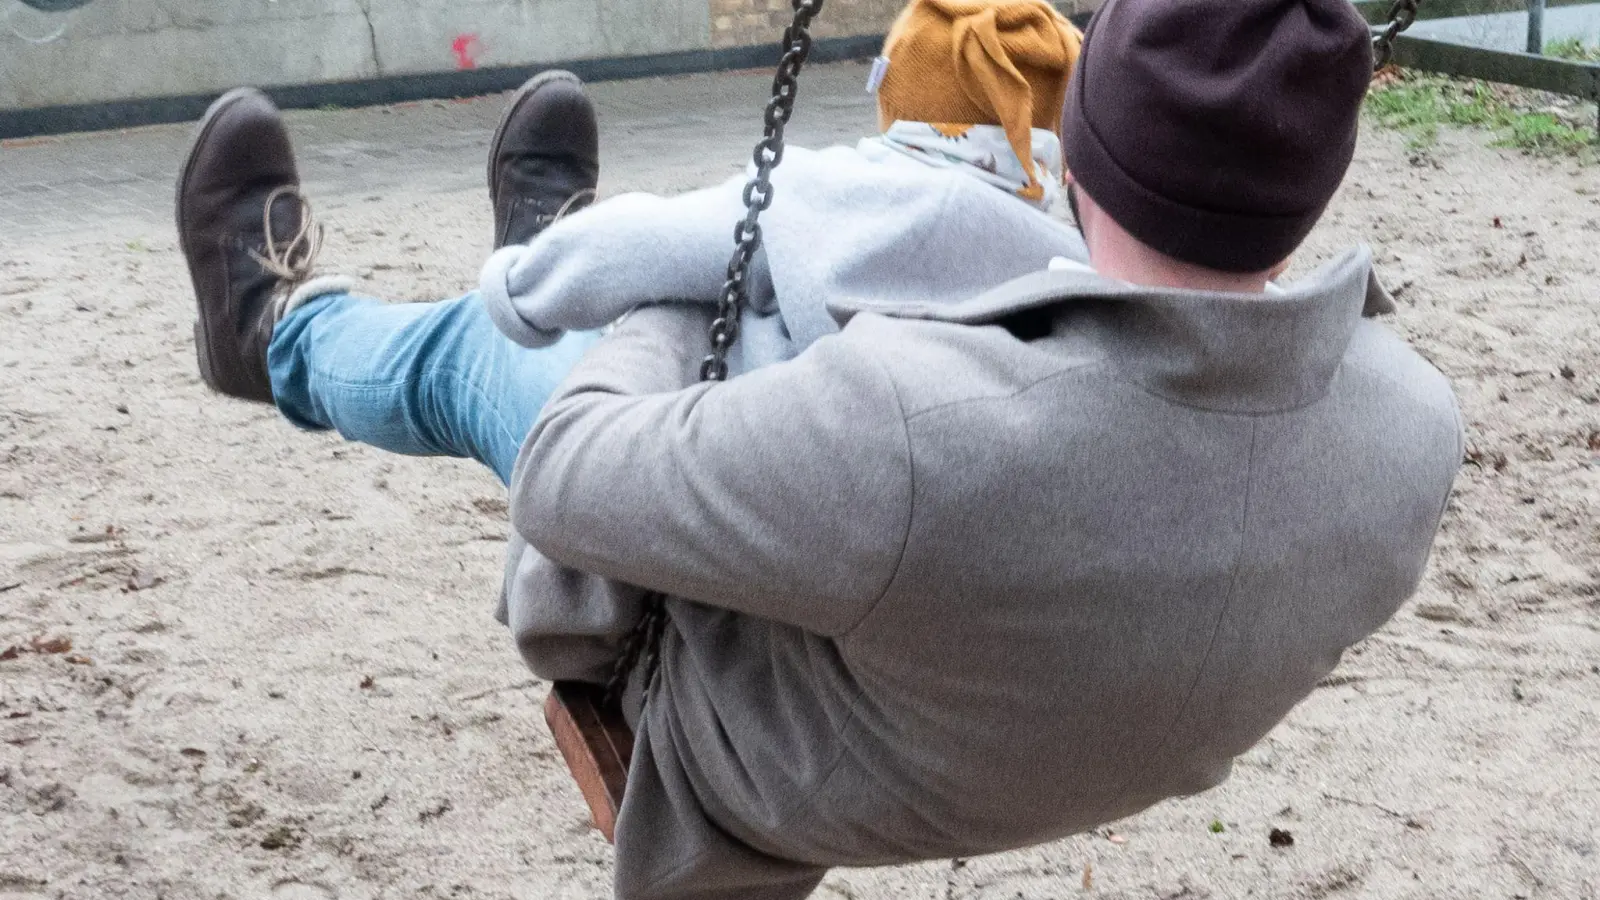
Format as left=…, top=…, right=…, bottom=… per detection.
left=1072, top=187, right=1273, bottom=294
left=1089, top=242, right=1270, bottom=294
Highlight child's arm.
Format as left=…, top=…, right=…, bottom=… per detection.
left=480, top=176, right=747, bottom=348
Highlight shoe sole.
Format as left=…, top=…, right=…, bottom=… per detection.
left=486, top=69, right=583, bottom=226
left=175, top=88, right=278, bottom=397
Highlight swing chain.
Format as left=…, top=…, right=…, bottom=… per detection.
left=1372, top=0, right=1420, bottom=69
left=702, top=0, right=823, bottom=382
left=602, top=0, right=826, bottom=709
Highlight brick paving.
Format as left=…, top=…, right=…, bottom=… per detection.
left=0, top=61, right=878, bottom=241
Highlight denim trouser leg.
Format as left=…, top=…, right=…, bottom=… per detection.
left=267, top=292, right=602, bottom=486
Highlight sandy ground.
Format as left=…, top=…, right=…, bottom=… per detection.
left=2, top=63, right=1598, bottom=899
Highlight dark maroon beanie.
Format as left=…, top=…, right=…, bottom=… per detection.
left=1062, top=0, right=1373, bottom=273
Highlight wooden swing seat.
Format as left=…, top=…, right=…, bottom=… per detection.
left=544, top=681, right=634, bottom=843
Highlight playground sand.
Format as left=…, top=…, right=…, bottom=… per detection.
left=2, top=79, right=1598, bottom=898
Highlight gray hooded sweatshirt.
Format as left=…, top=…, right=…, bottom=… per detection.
left=500, top=236, right=1463, bottom=899
left=478, top=142, right=1089, bottom=372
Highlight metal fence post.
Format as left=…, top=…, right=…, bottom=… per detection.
left=1526, top=0, right=1546, bottom=54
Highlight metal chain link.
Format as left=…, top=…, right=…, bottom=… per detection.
left=603, top=0, right=825, bottom=708
left=703, top=0, right=824, bottom=382
left=1372, top=0, right=1421, bottom=69
left=601, top=592, right=658, bottom=704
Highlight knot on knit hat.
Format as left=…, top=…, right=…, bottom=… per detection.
left=877, top=0, right=1083, bottom=200
left=1062, top=0, right=1374, bottom=273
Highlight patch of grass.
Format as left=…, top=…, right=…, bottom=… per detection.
left=1496, top=111, right=1594, bottom=154
left=1366, top=75, right=1507, bottom=150
left=1366, top=72, right=1596, bottom=159
left=1545, top=37, right=1600, bottom=62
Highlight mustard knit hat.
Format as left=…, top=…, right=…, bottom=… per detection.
left=877, top=0, right=1083, bottom=196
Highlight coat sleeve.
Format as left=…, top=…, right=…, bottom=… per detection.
left=499, top=536, right=651, bottom=685
left=508, top=303, right=913, bottom=637
left=479, top=178, right=748, bottom=348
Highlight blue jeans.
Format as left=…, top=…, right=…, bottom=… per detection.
left=267, top=292, right=601, bottom=485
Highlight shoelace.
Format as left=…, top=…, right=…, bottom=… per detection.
left=248, top=186, right=325, bottom=312
left=534, top=187, right=597, bottom=227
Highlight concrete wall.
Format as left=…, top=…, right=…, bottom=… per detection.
left=713, top=0, right=904, bottom=47
left=0, top=0, right=709, bottom=110
left=711, top=0, right=1099, bottom=47
left=0, top=0, right=1099, bottom=113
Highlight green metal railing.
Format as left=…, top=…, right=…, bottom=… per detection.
left=1355, top=0, right=1600, bottom=135
left=1348, top=0, right=1589, bottom=25
left=1059, top=1, right=1600, bottom=137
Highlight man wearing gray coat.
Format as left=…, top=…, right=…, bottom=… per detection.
left=507, top=0, right=1462, bottom=896
left=174, top=0, right=1463, bottom=897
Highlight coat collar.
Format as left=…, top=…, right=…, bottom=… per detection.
left=829, top=246, right=1398, bottom=414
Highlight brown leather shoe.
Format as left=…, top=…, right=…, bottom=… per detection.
left=488, top=71, right=600, bottom=250
left=176, top=88, right=325, bottom=404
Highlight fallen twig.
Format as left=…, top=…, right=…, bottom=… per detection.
left=1500, top=844, right=1544, bottom=888
left=1320, top=792, right=1430, bottom=830
left=452, top=680, right=540, bottom=703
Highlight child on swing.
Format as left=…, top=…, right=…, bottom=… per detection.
left=207, top=0, right=1088, bottom=489
left=476, top=0, right=1087, bottom=378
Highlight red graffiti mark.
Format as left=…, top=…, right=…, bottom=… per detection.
left=451, top=33, right=480, bottom=70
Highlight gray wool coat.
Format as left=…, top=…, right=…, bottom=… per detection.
left=500, top=246, right=1463, bottom=900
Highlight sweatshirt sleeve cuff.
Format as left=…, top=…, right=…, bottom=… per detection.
left=480, top=245, right=565, bottom=349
